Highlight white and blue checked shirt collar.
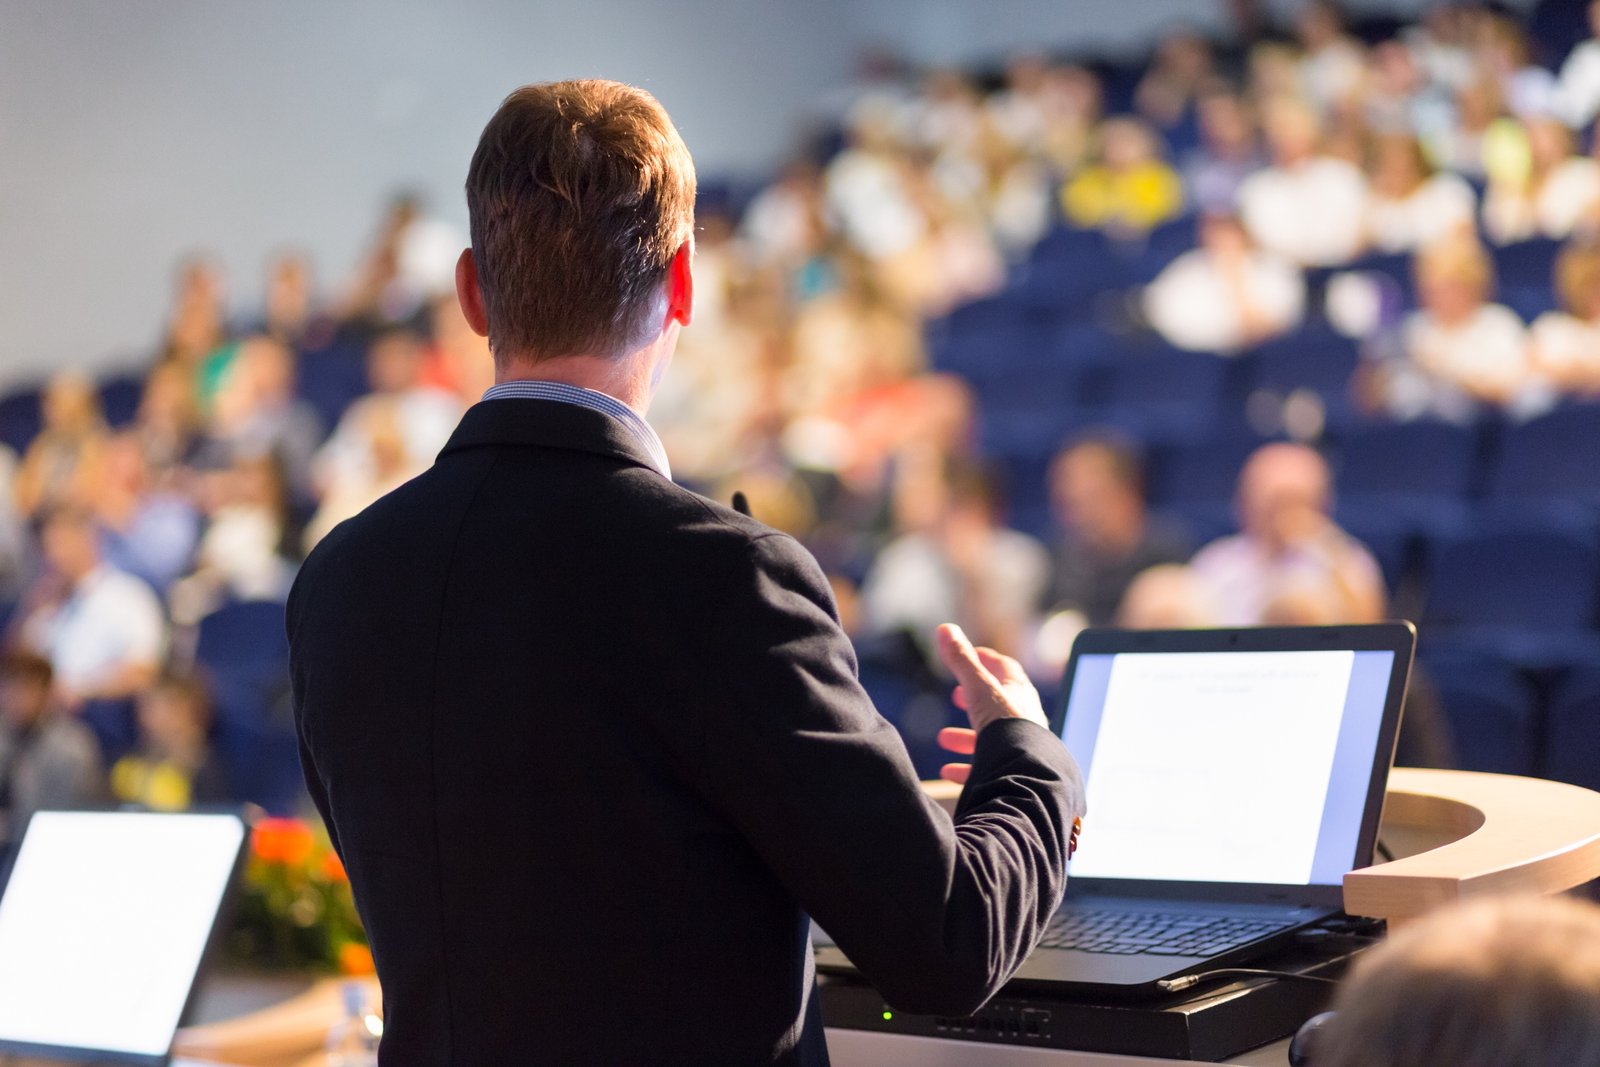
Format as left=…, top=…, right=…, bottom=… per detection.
left=481, top=380, right=672, bottom=480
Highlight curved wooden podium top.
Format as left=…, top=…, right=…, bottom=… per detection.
left=1344, top=767, right=1600, bottom=923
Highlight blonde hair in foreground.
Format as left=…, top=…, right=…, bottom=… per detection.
left=1317, top=895, right=1600, bottom=1067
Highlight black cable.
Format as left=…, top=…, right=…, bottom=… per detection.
left=1157, top=968, right=1343, bottom=994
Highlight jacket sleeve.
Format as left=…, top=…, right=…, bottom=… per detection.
left=700, top=532, right=1085, bottom=1015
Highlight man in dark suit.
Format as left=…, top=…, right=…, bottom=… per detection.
left=289, top=79, right=1084, bottom=1066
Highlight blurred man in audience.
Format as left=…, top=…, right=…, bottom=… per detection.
left=1530, top=240, right=1600, bottom=394
left=1144, top=212, right=1306, bottom=353
left=1392, top=236, right=1537, bottom=417
left=0, top=652, right=103, bottom=846
left=92, top=432, right=200, bottom=594
left=204, top=336, right=323, bottom=501
left=17, top=506, right=166, bottom=711
left=111, top=671, right=229, bottom=812
left=863, top=455, right=1050, bottom=656
left=1315, top=895, right=1600, bottom=1067
left=1181, top=88, right=1265, bottom=213
left=1239, top=97, right=1369, bottom=267
left=1190, top=443, right=1385, bottom=626
left=1048, top=436, right=1190, bottom=625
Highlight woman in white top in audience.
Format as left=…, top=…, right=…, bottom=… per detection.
left=1483, top=117, right=1600, bottom=244
left=1530, top=241, right=1600, bottom=394
left=1365, top=134, right=1477, bottom=253
left=1400, top=236, right=1536, bottom=412
left=1238, top=97, right=1370, bottom=267
left=1143, top=213, right=1306, bottom=354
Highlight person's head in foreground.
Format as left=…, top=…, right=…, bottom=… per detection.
left=1312, top=895, right=1600, bottom=1067
left=457, top=79, right=696, bottom=391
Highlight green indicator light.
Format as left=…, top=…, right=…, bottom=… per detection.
left=882, top=1011, right=893, bottom=1021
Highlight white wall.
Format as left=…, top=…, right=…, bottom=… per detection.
left=0, top=0, right=856, bottom=388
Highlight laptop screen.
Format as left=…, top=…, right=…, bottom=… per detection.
left=1060, top=647, right=1397, bottom=889
left=0, top=811, right=248, bottom=1064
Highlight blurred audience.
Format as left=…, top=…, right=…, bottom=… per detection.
left=1365, top=134, right=1477, bottom=253
left=1482, top=116, right=1600, bottom=244
left=16, top=506, right=166, bottom=711
left=1239, top=97, right=1369, bottom=267
left=0, top=652, right=103, bottom=845
left=110, top=671, right=229, bottom=812
left=1190, top=443, right=1385, bottom=626
left=1144, top=212, right=1305, bottom=352
left=13, top=372, right=106, bottom=520
left=1048, top=436, right=1190, bottom=626
left=1531, top=241, right=1600, bottom=393
left=1061, top=117, right=1184, bottom=235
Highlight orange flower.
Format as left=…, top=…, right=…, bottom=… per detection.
left=253, top=818, right=317, bottom=867
left=321, top=849, right=348, bottom=883
left=339, top=942, right=376, bottom=976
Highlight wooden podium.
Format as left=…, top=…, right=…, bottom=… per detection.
left=173, top=769, right=1600, bottom=1066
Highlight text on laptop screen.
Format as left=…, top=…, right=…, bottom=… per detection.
left=0, top=811, right=246, bottom=1059
left=1061, top=649, right=1395, bottom=887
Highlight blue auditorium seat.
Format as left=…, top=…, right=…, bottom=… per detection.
left=98, top=372, right=146, bottom=429
left=1419, top=645, right=1540, bottom=775
left=1424, top=521, right=1600, bottom=631
left=1486, top=403, right=1600, bottom=506
left=1101, top=345, right=1235, bottom=439
left=1491, top=236, right=1563, bottom=288
left=294, top=338, right=370, bottom=431
left=80, top=698, right=138, bottom=766
left=1248, top=326, right=1361, bottom=416
left=0, top=386, right=42, bottom=456
left=194, top=599, right=301, bottom=814
left=1126, top=215, right=1197, bottom=284
left=1544, top=665, right=1600, bottom=791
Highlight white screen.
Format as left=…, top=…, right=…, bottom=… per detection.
left=0, top=812, right=245, bottom=1057
left=1068, top=650, right=1353, bottom=885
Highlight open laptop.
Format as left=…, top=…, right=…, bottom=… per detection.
left=0, top=810, right=250, bottom=1065
left=817, top=622, right=1414, bottom=998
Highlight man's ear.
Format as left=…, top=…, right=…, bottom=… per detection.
left=665, top=242, right=693, bottom=328
left=455, top=248, right=490, bottom=338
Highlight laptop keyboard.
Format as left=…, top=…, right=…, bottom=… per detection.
left=1037, top=909, right=1295, bottom=957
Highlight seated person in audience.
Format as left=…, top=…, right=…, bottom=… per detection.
left=1483, top=117, right=1600, bottom=245
left=1295, top=1, right=1368, bottom=115
left=170, top=454, right=297, bottom=624
left=1239, top=97, right=1369, bottom=267
left=1060, top=117, right=1184, bottom=236
left=1143, top=212, right=1306, bottom=353
left=1181, top=88, right=1265, bottom=214
left=1365, top=134, right=1477, bottom=253
left=1115, top=564, right=1219, bottom=629
left=1048, top=436, right=1191, bottom=625
left=1394, top=236, right=1537, bottom=415
left=1557, top=0, right=1600, bottom=129
left=111, top=671, right=229, bottom=812
left=202, top=336, right=324, bottom=502
left=1314, top=895, right=1600, bottom=1067
left=420, top=293, right=497, bottom=404
left=861, top=455, right=1051, bottom=657
left=305, top=398, right=416, bottom=549
left=16, top=506, right=166, bottom=712
left=133, top=359, right=203, bottom=480
left=313, top=328, right=462, bottom=499
left=1190, top=443, right=1386, bottom=626
left=1134, top=30, right=1216, bottom=136
left=90, top=432, right=200, bottom=594
left=1530, top=241, right=1600, bottom=394
left=0, top=652, right=104, bottom=846
left=12, top=372, right=107, bottom=520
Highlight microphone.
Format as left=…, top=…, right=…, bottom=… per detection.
left=731, top=490, right=752, bottom=517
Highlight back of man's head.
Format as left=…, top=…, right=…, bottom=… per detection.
left=465, top=79, right=696, bottom=364
left=1317, top=895, right=1600, bottom=1067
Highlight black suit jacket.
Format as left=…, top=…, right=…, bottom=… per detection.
left=288, top=398, right=1085, bottom=1065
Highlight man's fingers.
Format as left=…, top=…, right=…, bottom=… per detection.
left=938, top=726, right=977, bottom=755
left=940, top=763, right=972, bottom=785
left=935, top=623, right=1001, bottom=692
left=975, top=645, right=1027, bottom=684
left=952, top=685, right=970, bottom=711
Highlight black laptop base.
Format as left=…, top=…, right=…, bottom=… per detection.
left=820, top=930, right=1372, bottom=1062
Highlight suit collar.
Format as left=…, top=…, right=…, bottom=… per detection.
left=439, top=397, right=664, bottom=476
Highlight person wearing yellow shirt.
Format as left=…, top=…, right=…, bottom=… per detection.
left=1061, top=117, right=1184, bottom=234
left=111, top=672, right=230, bottom=812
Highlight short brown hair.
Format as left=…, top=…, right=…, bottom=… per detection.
left=0, top=650, right=53, bottom=689
left=1317, top=895, right=1600, bottom=1067
left=465, top=80, right=696, bottom=362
